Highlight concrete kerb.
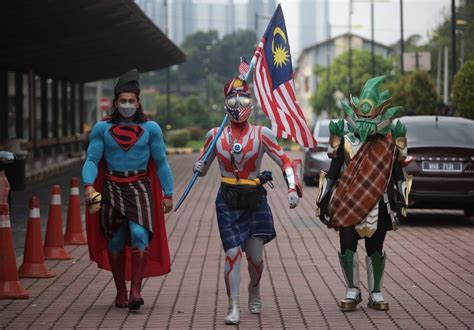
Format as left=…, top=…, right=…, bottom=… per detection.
left=26, top=158, right=84, bottom=185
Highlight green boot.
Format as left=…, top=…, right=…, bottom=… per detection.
left=338, top=250, right=362, bottom=311
left=366, top=251, right=389, bottom=311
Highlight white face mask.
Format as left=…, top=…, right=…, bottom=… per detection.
left=118, top=102, right=137, bottom=118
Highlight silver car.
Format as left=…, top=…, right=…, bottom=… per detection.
left=303, top=119, right=332, bottom=186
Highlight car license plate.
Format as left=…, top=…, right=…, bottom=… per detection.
left=422, top=161, right=462, bottom=172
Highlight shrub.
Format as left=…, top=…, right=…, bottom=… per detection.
left=390, top=71, right=438, bottom=116
left=452, top=60, right=474, bottom=119
left=186, top=126, right=202, bottom=140
left=166, top=129, right=190, bottom=147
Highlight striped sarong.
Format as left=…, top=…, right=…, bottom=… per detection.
left=101, top=170, right=154, bottom=240
left=216, top=189, right=275, bottom=251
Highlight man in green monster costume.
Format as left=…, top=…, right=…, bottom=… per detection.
left=317, top=76, right=411, bottom=312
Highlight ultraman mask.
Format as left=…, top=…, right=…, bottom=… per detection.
left=225, top=93, right=253, bottom=123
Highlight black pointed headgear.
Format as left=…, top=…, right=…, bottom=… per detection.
left=114, top=69, right=141, bottom=98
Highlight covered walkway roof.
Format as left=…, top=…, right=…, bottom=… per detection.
left=2, top=0, right=186, bottom=82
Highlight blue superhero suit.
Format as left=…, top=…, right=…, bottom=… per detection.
left=82, top=120, right=173, bottom=252
left=83, top=120, right=173, bottom=194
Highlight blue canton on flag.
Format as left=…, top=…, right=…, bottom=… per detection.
left=262, top=6, right=292, bottom=90
left=252, top=4, right=317, bottom=148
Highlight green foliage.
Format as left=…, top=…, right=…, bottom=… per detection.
left=452, top=60, right=474, bottom=119
left=166, top=129, right=190, bottom=148
left=310, top=49, right=395, bottom=117
left=142, top=30, right=257, bottom=111
left=424, top=1, right=474, bottom=83
left=210, top=30, right=258, bottom=82
left=153, top=94, right=221, bottom=132
left=390, top=71, right=438, bottom=116
left=186, top=127, right=202, bottom=140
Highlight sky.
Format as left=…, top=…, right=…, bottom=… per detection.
left=279, top=0, right=453, bottom=47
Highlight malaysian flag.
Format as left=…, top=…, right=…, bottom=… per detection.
left=238, top=57, right=251, bottom=80
left=251, top=4, right=316, bottom=148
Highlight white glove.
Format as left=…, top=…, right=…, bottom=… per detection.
left=288, top=190, right=299, bottom=209
left=193, top=160, right=207, bottom=176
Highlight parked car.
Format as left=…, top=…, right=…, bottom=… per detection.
left=400, top=116, right=474, bottom=216
left=303, top=119, right=332, bottom=186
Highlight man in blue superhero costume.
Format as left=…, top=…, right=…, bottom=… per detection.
left=82, top=69, right=173, bottom=310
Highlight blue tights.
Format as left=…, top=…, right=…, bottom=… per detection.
left=108, top=220, right=150, bottom=252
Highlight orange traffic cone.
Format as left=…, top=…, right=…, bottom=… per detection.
left=0, top=203, right=29, bottom=299
left=64, top=177, right=87, bottom=245
left=43, top=185, right=73, bottom=260
left=18, top=197, right=55, bottom=278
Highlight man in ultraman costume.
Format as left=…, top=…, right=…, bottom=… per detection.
left=194, top=76, right=302, bottom=324
left=317, top=76, right=411, bottom=312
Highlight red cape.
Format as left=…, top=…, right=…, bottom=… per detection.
left=85, top=160, right=171, bottom=280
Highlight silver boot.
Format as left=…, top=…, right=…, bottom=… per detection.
left=224, top=296, right=240, bottom=325
left=366, top=252, right=389, bottom=311
left=248, top=283, right=262, bottom=314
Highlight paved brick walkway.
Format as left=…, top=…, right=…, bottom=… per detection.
left=1, top=153, right=473, bottom=329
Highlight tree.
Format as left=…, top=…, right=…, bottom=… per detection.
left=391, top=71, right=438, bottom=116
left=309, top=49, right=395, bottom=117
left=210, top=30, right=257, bottom=82
left=179, top=30, right=220, bottom=86
left=425, top=1, right=474, bottom=83
left=153, top=94, right=221, bottom=134
left=145, top=29, right=258, bottom=110
left=452, top=60, right=474, bottom=119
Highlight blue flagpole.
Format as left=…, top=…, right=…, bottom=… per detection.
left=174, top=114, right=229, bottom=211
left=174, top=58, right=256, bottom=212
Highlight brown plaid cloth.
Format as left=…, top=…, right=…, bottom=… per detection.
left=328, top=134, right=396, bottom=228
left=101, top=170, right=154, bottom=239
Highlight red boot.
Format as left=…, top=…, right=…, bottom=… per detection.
left=128, top=247, right=148, bottom=310
left=108, top=250, right=128, bottom=308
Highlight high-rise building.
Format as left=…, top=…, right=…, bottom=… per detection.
left=136, top=0, right=166, bottom=29
left=282, top=0, right=330, bottom=61
left=170, top=0, right=194, bottom=45
left=135, top=0, right=327, bottom=57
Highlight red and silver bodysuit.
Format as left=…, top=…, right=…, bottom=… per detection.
left=195, top=75, right=300, bottom=325
left=200, top=122, right=293, bottom=180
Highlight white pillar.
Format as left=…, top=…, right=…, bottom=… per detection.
left=95, top=81, right=102, bottom=123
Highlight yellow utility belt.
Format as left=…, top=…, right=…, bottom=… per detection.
left=221, top=177, right=261, bottom=186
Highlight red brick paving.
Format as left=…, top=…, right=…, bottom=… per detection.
left=1, top=152, right=473, bottom=329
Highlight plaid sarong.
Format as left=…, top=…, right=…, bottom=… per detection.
left=101, top=170, right=154, bottom=239
left=216, top=189, right=275, bottom=251
left=329, top=135, right=396, bottom=228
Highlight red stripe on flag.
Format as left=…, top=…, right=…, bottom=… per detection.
left=253, top=42, right=316, bottom=148
left=255, top=51, right=291, bottom=138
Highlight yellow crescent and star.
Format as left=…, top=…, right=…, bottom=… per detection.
left=272, top=27, right=290, bottom=68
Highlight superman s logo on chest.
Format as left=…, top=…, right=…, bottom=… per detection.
left=109, top=125, right=144, bottom=151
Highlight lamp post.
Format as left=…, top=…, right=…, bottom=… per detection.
left=371, top=0, right=375, bottom=76
left=348, top=0, right=389, bottom=85
left=164, top=0, right=171, bottom=128
left=400, top=0, right=404, bottom=74
left=348, top=0, right=353, bottom=92
left=451, top=0, right=456, bottom=75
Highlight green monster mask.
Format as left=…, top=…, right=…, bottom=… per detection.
left=340, top=76, right=403, bottom=143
